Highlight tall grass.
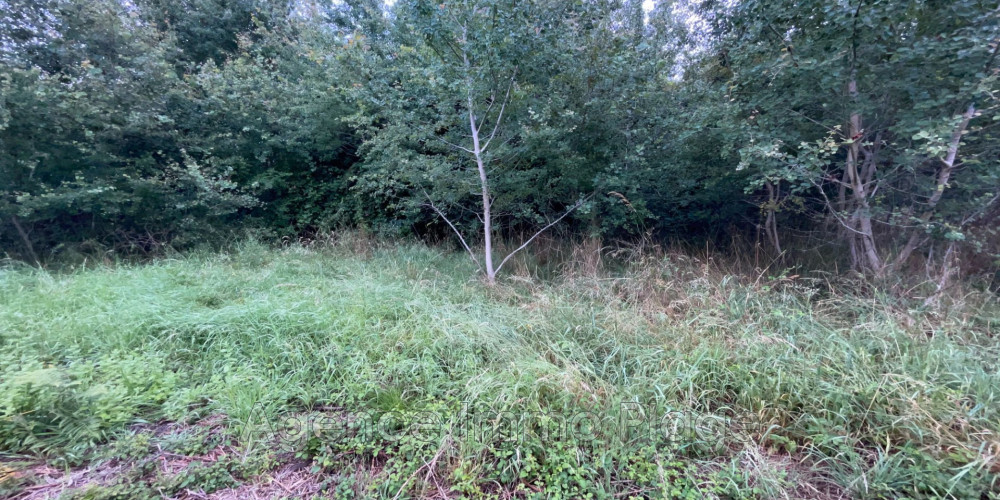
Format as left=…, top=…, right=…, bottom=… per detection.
left=1, top=235, right=998, bottom=498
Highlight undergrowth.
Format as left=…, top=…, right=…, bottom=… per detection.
left=1, top=235, right=998, bottom=499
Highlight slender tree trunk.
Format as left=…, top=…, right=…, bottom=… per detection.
left=893, top=103, right=976, bottom=269
left=844, top=76, right=883, bottom=274
left=11, top=215, right=40, bottom=266
left=764, top=181, right=782, bottom=255
left=462, top=24, right=496, bottom=284
left=837, top=168, right=850, bottom=213
left=469, top=107, right=496, bottom=283
left=447, top=25, right=580, bottom=285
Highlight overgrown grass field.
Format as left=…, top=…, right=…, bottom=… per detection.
left=1, top=238, right=998, bottom=499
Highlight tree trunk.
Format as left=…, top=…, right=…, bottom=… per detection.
left=469, top=106, right=496, bottom=284
left=844, top=76, right=883, bottom=274
left=764, top=181, right=782, bottom=255
left=462, top=24, right=496, bottom=284
left=893, top=103, right=976, bottom=269
left=448, top=24, right=580, bottom=285
left=11, top=216, right=41, bottom=267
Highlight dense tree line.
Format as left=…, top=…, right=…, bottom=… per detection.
left=1, top=0, right=997, bottom=281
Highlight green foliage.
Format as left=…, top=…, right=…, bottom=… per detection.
left=153, top=457, right=245, bottom=495
left=137, top=0, right=285, bottom=68
left=0, top=0, right=262, bottom=258
left=709, top=0, right=1000, bottom=269
left=343, top=0, right=589, bottom=233
left=54, top=456, right=247, bottom=500
left=0, top=0, right=358, bottom=260
left=59, top=483, right=157, bottom=500
left=2, top=0, right=996, bottom=275
left=0, top=353, right=178, bottom=460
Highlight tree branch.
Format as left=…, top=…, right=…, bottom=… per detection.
left=481, top=71, right=516, bottom=152
left=494, top=195, right=592, bottom=275
left=424, top=194, right=482, bottom=272
left=893, top=103, right=976, bottom=269
left=437, top=137, right=475, bottom=154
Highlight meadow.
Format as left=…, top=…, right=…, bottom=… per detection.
left=1, top=236, right=998, bottom=499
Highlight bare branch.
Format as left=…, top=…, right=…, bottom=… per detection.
left=423, top=193, right=482, bottom=272
left=479, top=92, right=499, bottom=128
left=810, top=178, right=872, bottom=236
left=481, top=71, right=517, bottom=152
left=494, top=195, right=592, bottom=275
left=437, top=137, right=475, bottom=154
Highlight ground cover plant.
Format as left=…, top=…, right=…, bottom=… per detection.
left=1, top=236, right=998, bottom=499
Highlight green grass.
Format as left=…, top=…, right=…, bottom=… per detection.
left=1, top=237, right=998, bottom=499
